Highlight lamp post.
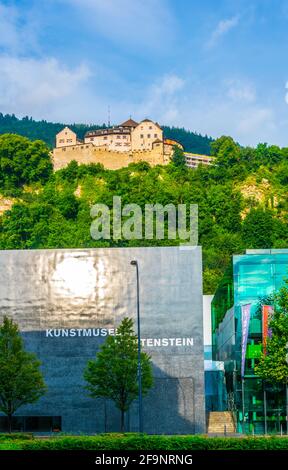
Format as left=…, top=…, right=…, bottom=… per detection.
left=263, top=380, right=267, bottom=435
left=130, top=260, right=143, bottom=433
left=241, top=377, right=245, bottom=433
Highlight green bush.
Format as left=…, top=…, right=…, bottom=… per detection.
left=0, top=433, right=34, bottom=441
left=4, top=435, right=288, bottom=451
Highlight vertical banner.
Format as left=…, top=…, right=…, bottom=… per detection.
left=241, top=304, right=251, bottom=378
left=262, top=305, right=273, bottom=355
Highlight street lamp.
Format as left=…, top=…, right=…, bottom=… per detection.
left=130, top=260, right=143, bottom=433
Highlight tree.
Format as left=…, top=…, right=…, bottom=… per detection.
left=171, top=145, right=186, bottom=168
left=0, top=316, right=47, bottom=432
left=211, top=136, right=240, bottom=167
left=242, top=208, right=275, bottom=248
left=0, top=134, right=52, bottom=189
left=255, top=283, right=288, bottom=384
left=83, top=317, right=153, bottom=432
left=255, top=143, right=283, bottom=166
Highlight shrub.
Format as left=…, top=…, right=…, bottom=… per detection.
left=0, top=433, right=34, bottom=440
left=8, top=435, right=288, bottom=451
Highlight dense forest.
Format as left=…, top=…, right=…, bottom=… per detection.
left=0, top=113, right=213, bottom=154
left=1, top=132, right=288, bottom=294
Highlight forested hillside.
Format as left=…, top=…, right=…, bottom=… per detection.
left=0, top=113, right=213, bottom=154
left=1, top=132, right=288, bottom=293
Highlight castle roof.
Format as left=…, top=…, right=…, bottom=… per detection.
left=56, top=126, right=76, bottom=136
left=85, top=127, right=130, bottom=137
left=119, top=118, right=138, bottom=128
left=141, top=119, right=162, bottom=130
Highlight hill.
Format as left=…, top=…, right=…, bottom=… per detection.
left=0, top=113, right=213, bottom=154
left=1, top=133, right=288, bottom=294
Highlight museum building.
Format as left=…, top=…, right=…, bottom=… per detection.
left=0, top=246, right=205, bottom=434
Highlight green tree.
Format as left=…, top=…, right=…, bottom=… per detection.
left=255, top=143, right=283, bottom=166
left=83, top=317, right=153, bottom=432
left=211, top=136, right=240, bottom=167
left=0, top=316, right=47, bottom=432
left=0, top=134, right=52, bottom=189
left=242, top=208, right=275, bottom=248
left=255, top=283, right=288, bottom=386
left=172, top=145, right=186, bottom=167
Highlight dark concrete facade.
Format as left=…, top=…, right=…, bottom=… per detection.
left=0, top=246, right=205, bottom=434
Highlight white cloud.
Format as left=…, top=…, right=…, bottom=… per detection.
left=284, top=81, right=288, bottom=104
left=225, top=79, right=256, bottom=103
left=178, top=88, right=278, bottom=146
left=135, top=74, right=185, bottom=124
left=0, top=56, right=90, bottom=117
left=0, top=4, right=19, bottom=51
left=0, top=2, right=38, bottom=54
left=236, top=107, right=275, bottom=136
left=207, top=16, right=239, bottom=48
left=60, top=0, right=174, bottom=50
left=151, top=75, right=185, bottom=97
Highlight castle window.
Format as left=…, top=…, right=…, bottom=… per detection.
left=59, top=139, right=64, bottom=143
left=123, top=136, right=126, bottom=139
left=149, top=126, right=153, bottom=129
left=67, top=139, right=72, bottom=143
left=62, top=148, right=66, bottom=151
left=90, top=138, right=94, bottom=141
left=140, top=134, right=144, bottom=138
left=104, top=136, right=108, bottom=140
left=154, top=134, right=158, bottom=138
left=117, top=135, right=121, bottom=139
left=147, top=134, right=151, bottom=138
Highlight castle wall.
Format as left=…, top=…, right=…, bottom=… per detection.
left=52, top=144, right=169, bottom=170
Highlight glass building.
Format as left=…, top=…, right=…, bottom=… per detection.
left=212, top=249, right=288, bottom=434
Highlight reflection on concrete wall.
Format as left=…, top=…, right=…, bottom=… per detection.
left=0, top=246, right=205, bottom=434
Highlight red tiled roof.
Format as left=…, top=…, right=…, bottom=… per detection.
left=119, top=118, right=139, bottom=127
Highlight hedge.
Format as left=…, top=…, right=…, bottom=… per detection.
left=0, top=433, right=33, bottom=441
left=4, top=435, right=288, bottom=451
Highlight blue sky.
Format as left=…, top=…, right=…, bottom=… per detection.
left=1, top=0, right=288, bottom=146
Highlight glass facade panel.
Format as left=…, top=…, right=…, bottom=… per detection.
left=0, top=416, right=61, bottom=433
left=212, top=250, right=288, bottom=434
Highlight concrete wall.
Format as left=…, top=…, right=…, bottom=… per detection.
left=0, top=246, right=205, bottom=434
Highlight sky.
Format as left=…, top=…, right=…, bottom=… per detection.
left=1, top=0, right=288, bottom=146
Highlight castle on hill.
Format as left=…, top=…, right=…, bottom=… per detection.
left=53, top=118, right=183, bottom=170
